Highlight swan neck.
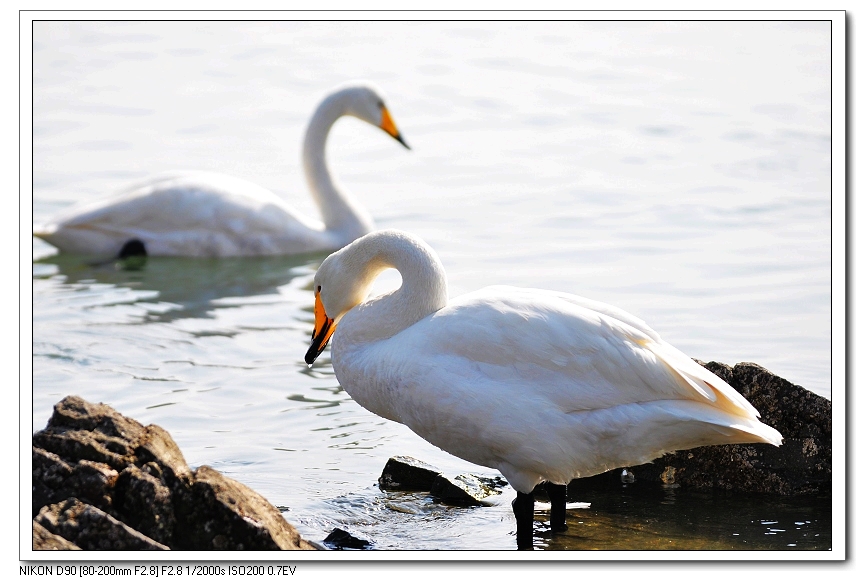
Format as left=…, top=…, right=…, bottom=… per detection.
left=302, top=93, right=373, bottom=243
left=339, top=232, right=449, bottom=344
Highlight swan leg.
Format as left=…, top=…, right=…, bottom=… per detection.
left=512, top=490, right=535, bottom=550
left=544, top=482, right=568, bottom=533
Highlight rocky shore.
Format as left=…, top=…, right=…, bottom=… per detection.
left=32, top=361, right=831, bottom=551
left=32, top=396, right=317, bottom=551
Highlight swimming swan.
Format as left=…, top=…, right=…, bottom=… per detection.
left=33, top=83, right=410, bottom=258
left=304, top=229, right=784, bottom=550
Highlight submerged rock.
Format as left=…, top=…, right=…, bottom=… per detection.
left=32, top=396, right=317, bottom=551
left=568, top=362, right=831, bottom=497
left=378, top=456, right=442, bottom=491
left=430, top=473, right=505, bottom=506
left=322, top=528, right=372, bottom=550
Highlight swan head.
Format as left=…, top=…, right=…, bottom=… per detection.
left=304, top=234, right=384, bottom=365
left=338, top=84, right=411, bottom=150
left=305, top=230, right=448, bottom=366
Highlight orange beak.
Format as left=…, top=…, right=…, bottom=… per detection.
left=380, top=107, right=410, bottom=150
left=305, top=291, right=336, bottom=366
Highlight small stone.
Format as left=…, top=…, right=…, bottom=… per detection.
left=322, top=528, right=372, bottom=550
left=621, top=469, right=636, bottom=484
left=430, top=473, right=502, bottom=506
left=378, top=456, right=442, bottom=491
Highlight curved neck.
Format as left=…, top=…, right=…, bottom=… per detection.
left=302, top=92, right=374, bottom=243
left=337, top=231, right=449, bottom=346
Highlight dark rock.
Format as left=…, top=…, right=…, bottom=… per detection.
left=34, top=397, right=146, bottom=470
left=32, top=447, right=118, bottom=517
left=32, top=395, right=316, bottom=551
left=133, top=424, right=194, bottom=486
left=33, top=521, right=81, bottom=550
left=568, top=362, right=831, bottom=498
left=322, top=528, right=372, bottom=550
left=174, top=465, right=315, bottom=550
left=33, top=447, right=74, bottom=517
left=113, top=465, right=176, bottom=546
left=35, top=498, right=168, bottom=550
left=378, top=455, right=442, bottom=491
left=430, top=473, right=504, bottom=506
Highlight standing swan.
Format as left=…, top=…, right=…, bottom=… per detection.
left=33, top=83, right=410, bottom=258
left=304, top=229, right=783, bottom=550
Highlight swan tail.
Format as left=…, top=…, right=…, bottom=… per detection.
left=33, top=223, right=56, bottom=240
left=641, top=339, right=781, bottom=444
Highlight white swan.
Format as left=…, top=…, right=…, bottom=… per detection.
left=304, top=229, right=784, bottom=550
left=33, top=83, right=410, bottom=258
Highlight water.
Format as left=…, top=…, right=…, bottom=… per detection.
left=29, top=20, right=833, bottom=552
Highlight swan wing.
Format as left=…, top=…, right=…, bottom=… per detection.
left=398, top=286, right=763, bottom=420
left=34, top=172, right=333, bottom=257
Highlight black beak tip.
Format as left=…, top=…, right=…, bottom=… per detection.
left=304, top=350, right=317, bottom=366
left=396, top=134, right=411, bottom=150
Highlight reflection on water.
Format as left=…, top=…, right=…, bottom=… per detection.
left=34, top=252, right=324, bottom=323
left=289, top=480, right=831, bottom=551
left=543, top=487, right=831, bottom=551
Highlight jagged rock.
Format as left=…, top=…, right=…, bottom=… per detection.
left=33, top=397, right=146, bottom=469
left=32, top=396, right=316, bottom=551
left=35, top=498, right=168, bottom=550
left=113, top=465, right=175, bottom=546
left=567, top=361, right=831, bottom=497
left=174, top=465, right=315, bottom=550
left=33, top=521, right=81, bottom=550
left=322, top=528, right=372, bottom=550
left=430, top=474, right=504, bottom=506
left=378, top=456, right=442, bottom=491
left=32, top=447, right=118, bottom=517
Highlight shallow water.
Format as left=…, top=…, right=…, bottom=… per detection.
left=29, top=20, right=834, bottom=552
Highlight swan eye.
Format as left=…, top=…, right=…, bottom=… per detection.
left=317, top=285, right=322, bottom=293
left=376, top=100, right=384, bottom=109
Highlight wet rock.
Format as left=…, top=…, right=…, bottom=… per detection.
left=322, top=528, right=372, bottom=550
left=378, top=455, right=442, bottom=491
left=33, top=521, right=81, bottom=550
left=430, top=473, right=504, bottom=506
left=32, top=395, right=316, bottom=551
left=174, top=465, right=312, bottom=550
left=568, top=362, right=831, bottom=497
left=35, top=498, right=168, bottom=550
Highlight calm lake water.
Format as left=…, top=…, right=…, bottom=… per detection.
left=29, top=20, right=834, bottom=553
